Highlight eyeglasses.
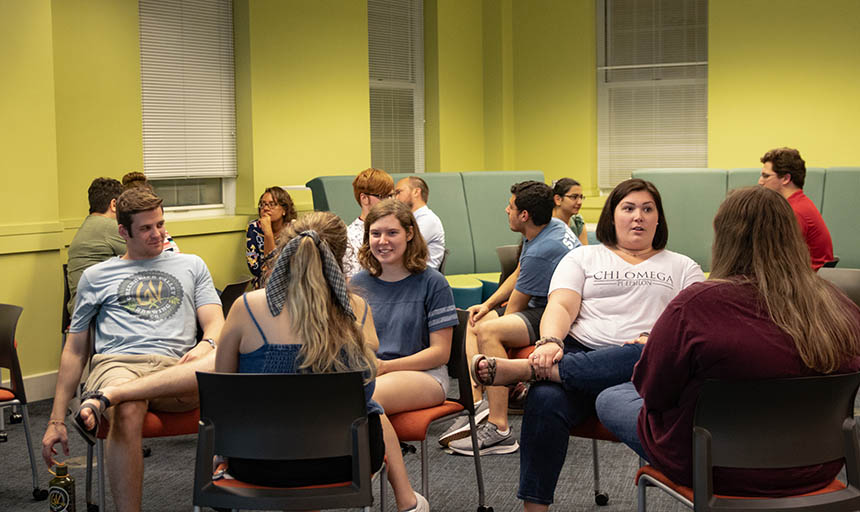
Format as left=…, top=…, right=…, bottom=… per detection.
left=367, top=192, right=394, bottom=200
left=564, top=193, right=586, bottom=201
left=259, top=201, right=281, bottom=209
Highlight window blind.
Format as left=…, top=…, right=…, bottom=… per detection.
left=368, top=0, right=425, bottom=173
left=139, top=0, right=237, bottom=179
left=597, top=0, right=707, bottom=190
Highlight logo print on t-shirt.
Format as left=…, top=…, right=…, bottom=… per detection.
left=117, top=270, right=183, bottom=321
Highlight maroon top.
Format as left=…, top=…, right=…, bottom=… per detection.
left=635, top=279, right=860, bottom=496
left=787, top=190, right=833, bottom=270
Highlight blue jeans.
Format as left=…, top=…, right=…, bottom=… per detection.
left=517, top=339, right=644, bottom=505
left=595, top=382, right=649, bottom=460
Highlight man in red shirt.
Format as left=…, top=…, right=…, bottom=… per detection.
left=758, top=147, right=834, bottom=270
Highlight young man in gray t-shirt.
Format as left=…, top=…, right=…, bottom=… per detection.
left=42, top=187, right=224, bottom=511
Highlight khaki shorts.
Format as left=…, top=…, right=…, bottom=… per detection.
left=85, top=353, right=199, bottom=413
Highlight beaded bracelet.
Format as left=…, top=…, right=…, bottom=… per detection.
left=534, top=336, right=564, bottom=350
left=48, top=419, right=66, bottom=428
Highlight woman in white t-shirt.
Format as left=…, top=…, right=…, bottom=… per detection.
left=471, top=178, right=704, bottom=511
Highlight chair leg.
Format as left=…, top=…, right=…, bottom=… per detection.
left=466, top=413, right=491, bottom=511
left=86, top=444, right=94, bottom=507
left=21, top=405, right=47, bottom=500
left=420, top=439, right=429, bottom=498
left=378, top=463, right=387, bottom=511
left=97, top=438, right=107, bottom=511
left=637, top=478, right=648, bottom=512
left=591, top=439, right=609, bottom=505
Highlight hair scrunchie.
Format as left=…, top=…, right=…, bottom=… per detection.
left=265, top=230, right=355, bottom=320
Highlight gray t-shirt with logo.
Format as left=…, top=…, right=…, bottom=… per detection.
left=69, top=251, right=221, bottom=358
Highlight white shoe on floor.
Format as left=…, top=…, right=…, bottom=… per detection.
left=408, top=491, right=429, bottom=511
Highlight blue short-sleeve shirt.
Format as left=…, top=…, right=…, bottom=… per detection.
left=351, top=268, right=458, bottom=360
left=516, top=217, right=581, bottom=308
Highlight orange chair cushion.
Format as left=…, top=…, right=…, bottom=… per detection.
left=570, top=414, right=619, bottom=442
left=0, top=389, right=15, bottom=401
left=508, top=345, right=536, bottom=360
left=389, top=401, right=464, bottom=441
left=214, top=476, right=352, bottom=491
left=635, top=465, right=847, bottom=501
left=96, top=408, right=200, bottom=439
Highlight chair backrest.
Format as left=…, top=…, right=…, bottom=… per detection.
left=694, top=373, right=860, bottom=470
left=446, top=309, right=476, bottom=415
left=496, top=244, right=520, bottom=285
left=196, top=371, right=368, bottom=461
left=62, top=263, right=71, bottom=333
left=438, top=248, right=450, bottom=275
left=219, top=279, right=251, bottom=317
left=819, top=268, right=860, bottom=308
left=0, top=304, right=26, bottom=401
left=691, top=373, right=860, bottom=511
left=822, top=257, right=840, bottom=269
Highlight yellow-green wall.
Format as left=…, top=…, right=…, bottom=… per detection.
left=236, top=0, right=372, bottom=206
left=4, top=0, right=860, bottom=386
left=709, top=0, right=860, bottom=168
left=511, top=0, right=597, bottom=193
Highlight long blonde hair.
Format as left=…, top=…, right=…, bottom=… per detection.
left=710, top=187, right=860, bottom=372
left=276, top=212, right=376, bottom=380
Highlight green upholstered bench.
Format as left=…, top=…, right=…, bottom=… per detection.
left=822, top=167, right=860, bottom=268
left=306, top=171, right=546, bottom=308
left=635, top=166, right=856, bottom=271
left=389, top=173, right=475, bottom=276
left=728, top=167, right=826, bottom=210
left=632, top=168, right=727, bottom=272
left=461, top=171, right=544, bottom=273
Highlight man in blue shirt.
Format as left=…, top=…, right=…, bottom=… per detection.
left=444, top=181, right=581, bottom=455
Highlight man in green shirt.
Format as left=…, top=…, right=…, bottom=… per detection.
left=66, top=177, right=126, bottom=315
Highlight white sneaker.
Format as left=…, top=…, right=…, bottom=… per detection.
left=409, top=491, right=429, bottom=511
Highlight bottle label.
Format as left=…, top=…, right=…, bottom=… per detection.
left=49, top=485, right=71, bottom=512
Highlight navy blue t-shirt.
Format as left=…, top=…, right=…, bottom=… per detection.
left=352, top=268, right=458, bottom=360
left=516, top=217, right=580, bottom=308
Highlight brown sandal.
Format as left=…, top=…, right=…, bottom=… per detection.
left=470, top=354, right=497, bottom=386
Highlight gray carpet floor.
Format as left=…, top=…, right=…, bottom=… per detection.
left=2, top=397, right=696, bottom=512
left=0, top=395, right=787, bottom=512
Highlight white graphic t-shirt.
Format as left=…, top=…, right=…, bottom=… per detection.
left=69, top=251, right=220, bottom=358
left=549, top=244, right=704, bottom=349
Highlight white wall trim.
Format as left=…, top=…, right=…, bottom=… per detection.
left=3, top=370, right=58, bottom=403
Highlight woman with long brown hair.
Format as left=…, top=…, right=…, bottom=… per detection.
left=595, top=186, right=860, bottom=497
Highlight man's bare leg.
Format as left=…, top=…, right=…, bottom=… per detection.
left=79, top=351, right=216, bottom=430
left=475, top=316, right=531, bottom=431
left=464, top=311, right=501, bottom=403
left=105, top=399, right=148, bottom=512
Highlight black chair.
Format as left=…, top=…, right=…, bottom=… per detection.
left=388, top=309, right=490, bottom=511
left=219, top=278, right=252, bottom=318
left=192, top=371, right=383, bottom=511
left=819, top=268, right=860, bottom=308
left=637, top=372, right=860, bottom=511
left=823, top=256, right=840, bottom=268
left=0, top=304, right=48, bottom=500
left=496, top=244, right=520, bottom=285
left=438, top=248, right=450, bottom=275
